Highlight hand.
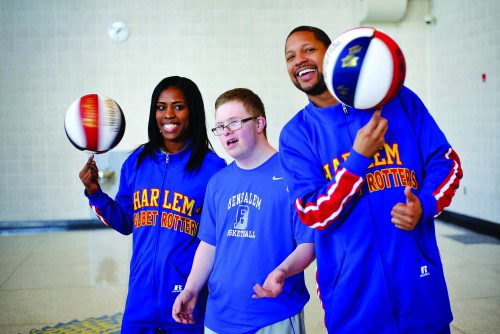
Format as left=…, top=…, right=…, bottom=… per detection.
left=172, top=289, right=198, bottom=324
left=79, top=154, right=100, bottom=195
left=391, top=186, right=423, bottom=231
left=252, top=268, right=286, bottom=299
left=353, top=108, right=388, bottom=158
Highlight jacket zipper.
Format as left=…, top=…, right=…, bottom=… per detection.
left=342, top=104, right=356, bottom=144
left=153, top=152, right=170, bottom=328
left=342, top=104, right=349, bottom=115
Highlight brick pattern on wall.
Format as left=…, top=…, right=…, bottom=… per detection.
left=1, top=0, right=496, bottom=224
left=429, top=0, right=500, bottom=223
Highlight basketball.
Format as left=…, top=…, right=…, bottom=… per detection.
left=64, top=94, right=126, bottom=154
left=323, top=26, right=406, bottom=109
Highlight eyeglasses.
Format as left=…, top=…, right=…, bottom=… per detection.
left=211, top=116, right=258, bottom=136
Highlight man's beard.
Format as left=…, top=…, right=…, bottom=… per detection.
left=294, top=75, right=328, bottom=96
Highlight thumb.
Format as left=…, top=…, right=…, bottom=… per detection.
left=404, top=186, right=417, bottom=204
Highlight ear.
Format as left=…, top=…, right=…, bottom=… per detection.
left=256, top=117, right=266, bottom=133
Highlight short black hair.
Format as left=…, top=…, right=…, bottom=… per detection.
left=286, top=26, right=332, bottom=48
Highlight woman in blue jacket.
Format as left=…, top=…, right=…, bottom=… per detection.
left=79, top=76, right=226, bottom=334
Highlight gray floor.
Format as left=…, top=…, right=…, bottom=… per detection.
left=0, top=220, right=498, bottom=333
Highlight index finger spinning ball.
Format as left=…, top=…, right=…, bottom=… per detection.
left=323, top=26, right=406, bottom=109
left=64, top=94, right=126, bottom=154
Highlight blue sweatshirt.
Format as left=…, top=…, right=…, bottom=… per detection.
left=279, top=86, right=462, bottom=333
left=87, top=145, right=226, bottom=333
left=198, top=153, right=314, bottom=334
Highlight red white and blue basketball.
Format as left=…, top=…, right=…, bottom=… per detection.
left=64, top=94, right=126, bottom=154
left=323, top=26, right=406, bottom=109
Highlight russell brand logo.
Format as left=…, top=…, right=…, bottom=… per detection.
left=172, top=284, right=183, bottom=293
left=420, top=265, right=430, bottom=278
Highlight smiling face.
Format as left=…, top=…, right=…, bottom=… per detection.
left=156, top=86, right=190, bottom=153
left=215, top=100, right=258, bottom=162
left=285, top=31, right=329, bottom=96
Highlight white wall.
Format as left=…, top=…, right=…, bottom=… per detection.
left=0, top=0, right=497, bottom=224
left=427, top=0, right=500, bottom=223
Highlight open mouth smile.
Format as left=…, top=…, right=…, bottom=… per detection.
left=298, top=68, right=316, bottom=77
left=162, top=123, right=180, bottom=132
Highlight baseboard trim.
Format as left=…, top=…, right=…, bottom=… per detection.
left=439, top=210, right=500, bottom=240
left=1, top=213, right=499, bottom=239
left=0, top=219, right=108, bottom=235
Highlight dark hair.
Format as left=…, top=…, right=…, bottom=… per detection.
left=215, top=88, right=267, bottom=137
left=286, top=26, right=332, bottom=49
left=136, top=76, right=214, bottom=172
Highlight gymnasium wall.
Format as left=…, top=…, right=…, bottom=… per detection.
left=0, top=0, right=498, bottom=226
left=427, top=0, right=499, bottom=225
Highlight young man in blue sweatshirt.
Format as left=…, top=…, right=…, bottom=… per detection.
left=172, top=88, right=315, bottom=334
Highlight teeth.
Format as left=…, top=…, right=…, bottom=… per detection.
left=228, top=139, right=237, bottom=144
left=298, top=69, right=315, bottom=77
left=163, top=124, right=178, bottom=129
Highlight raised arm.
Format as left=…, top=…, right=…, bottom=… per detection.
left=280, top=109, right=386, bottom=231
left=80, top=154, right=134, bottom=235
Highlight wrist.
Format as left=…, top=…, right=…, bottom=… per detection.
left=274, top=267, right=288, bottom=278
left=343, top=149, right=373, bottom=176
left=183, top=280, right=204, bottom=296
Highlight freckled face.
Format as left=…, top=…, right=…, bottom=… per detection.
left=156, top=87, right=190, bottom=152
left=285, top=31, right=328, bottom=95
left=215, top=101, right=257, bottom=161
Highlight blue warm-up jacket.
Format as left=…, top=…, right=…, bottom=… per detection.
left=279, top=86, right=463, bottom=333
left=87, top=145, right=225, bottom=333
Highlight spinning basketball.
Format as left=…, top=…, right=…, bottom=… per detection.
left=323, top=26, right=406, bottom=109
left=64, top=94, right=125, bottom=154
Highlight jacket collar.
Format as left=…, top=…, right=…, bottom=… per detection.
left=153, top=141, right=191, bottom=165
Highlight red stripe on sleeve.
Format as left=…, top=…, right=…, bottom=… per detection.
left=433, top=149, right=463, bottom=216
left=295, top=168, right=364, bottom=230
left=89, top=204, right=112, bottom=228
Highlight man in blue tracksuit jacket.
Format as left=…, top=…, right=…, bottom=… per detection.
left=281, top=26, right=463, bottom=333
